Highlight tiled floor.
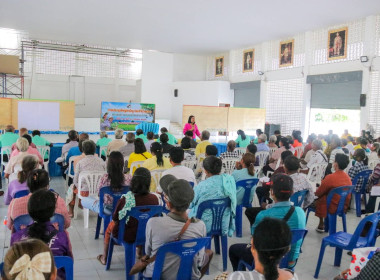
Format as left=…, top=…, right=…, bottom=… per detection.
left=0, top=176, right=378, bottom=280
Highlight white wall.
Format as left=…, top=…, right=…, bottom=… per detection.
left=173, top=54, right=207, bottom=81
left=140, top=51, right=173, bottom=120
left=24, top=74, right=138, bottom=118
left=170, top=81, right=232, bottom=124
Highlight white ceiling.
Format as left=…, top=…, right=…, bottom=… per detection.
left=1, top=0, right=380, bottom=54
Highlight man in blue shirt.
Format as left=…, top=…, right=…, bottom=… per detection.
left=228, top=173, right=306, bottom=271
left=256, top=134, right=269, bottom=152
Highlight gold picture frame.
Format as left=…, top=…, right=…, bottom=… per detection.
left=242, top=49, right=254, bottom=72
left=215, top=56, right=224, bottom=77
left=327, top=27, right=348, bottom=61
left=279, top=39, right=294, bottom=67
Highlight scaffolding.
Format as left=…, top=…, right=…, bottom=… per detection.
left=0, top=45, right=24, bottom=98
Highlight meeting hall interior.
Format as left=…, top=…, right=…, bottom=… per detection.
left=1, top=1, right=380, bottom=280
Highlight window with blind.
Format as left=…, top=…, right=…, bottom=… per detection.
left=265, top=78, right=304, bottom=136
left=231, top=81, right=260, bottom=108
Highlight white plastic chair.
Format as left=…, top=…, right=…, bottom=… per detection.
left=235, top=148, right=246, bottom=157
left=256, top=151, right=269, bottom=167
left=37, top=146, right=50, bottom=173
left=344, top=159, right=353, bottom=174
left=269, top=147, right=278, bottom=157
left=1, top=146, right=12, bottom=171
left=99, top=146, right=107, bottom=160
left=369, top=159, right=380, bottom=170
left=182, top=160, right=197, bottom=171
left=151, top=169, right=167, bottom=191
left=222, top=158, right=240, bottom=175
left=130, top=160, right=145, bottom=174
left=294, top=146, right=304, bottom=159
left=8, top=164, right=22, bottom=183
left=163, top=153, right=170, bottom=158
left=306, top=163, right=328, bottom=189
left=76, top=171, right=106, bottom=226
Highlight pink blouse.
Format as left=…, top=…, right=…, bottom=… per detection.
left=183, top=123, right=201, bottom=139
left=11, top=147, right=43, bottom=165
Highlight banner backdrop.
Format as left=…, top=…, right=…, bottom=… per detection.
left=100, top=101, right=155, bottom=131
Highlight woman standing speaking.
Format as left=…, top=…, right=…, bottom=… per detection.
left=183, top=115, right=200, bottom=139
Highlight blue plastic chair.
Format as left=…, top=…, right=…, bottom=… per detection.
left=188, top=181, right=194, bottom=188
left=54, top=256, right=74, bottom=280
left=142, top=237, right=211, bottom=280
left=314, top=212, right=379, bottom=279
left=351, top=170, right=373, bottom=217
left=50, top=213, right=65, bottom=232
left=290, top=190, right=309, bottom=208
left=106, top=205, right=164, bottom=280
left=235, top=179, right=259, bottom=237
left=238, top=229, right=308, bottom=271
left=196, top=197, right=231, bottom=271
left=95, top=186, right=129, bottom=239
left=14, top=213, right=65, bottom=232
left=14, top=189, right=30, bottom=198
left=306, top=185, right=354, bottom=235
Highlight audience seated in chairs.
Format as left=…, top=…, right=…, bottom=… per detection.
left=231, top=153, right=257, bottom=205
left=314, top=153, right=352, bottom=232
left=4, top=155, right=38, bottom=205
left=144, top=131, right=155, bottom=151
left=256, top=134, right=269, bottom=153
left=184, top=130, right=198, bottom=148
left=268, top=135, right=278, bottom=149
left=228, top=218, right=298, bottom=280
left=96, top=167, right=161, bottom=265
left=235, top=129, right=251, bottom=148
left=5, top=138, right=37, bottom=179
left=143, top=174, right=213, bottom=279
left=11, top=128, right=37, bottom=151
left=0, top=125, right=19, bottom=149
left=365, top=148, right=380, bottom=213
left=10, top=134, right=43, bottom=165
left=68, top=140, right=106, bottom=217
left=160, top=127, right=177, bottom=145
left=284, top=156, right=314, bottom=209
left=61, top=130, right=78, bottom=157
left=81, top=151, right=131, bottom=214
left=96, top=131, right=112, bottom=160
left=159, top=133, right=174, bottom=154
left=220, top=140, right=239, bottom=160
left=299, top=139, right=327, bottom=172
left=189, top=156, right=237, bottom=236
left=263, top=137, right=291, bottom=176
left=301, top=133, right=317, bottom=159
left=65, top=133, right=89, bottom=167
left=348, top=148, right=370, bottom=192
left=230, top=174, right=306, bottom=271
left=119, top=132, right=135, bottom=159
left=326, top=136, right=347, bottom=174
left=159, top=147, right=196, bottom=193
left=7, top=169, right=71, bottom=232
left=106, top=129, right=126, bottom=156
left=143, top=142, right=171, bottom=191
left=11, top=189, right=73, bottom=280
left=135, top=128, right=148, bottom=143
left=255, top=150, right=293, bottom=204
left=3, top=239, right=57, bottom=280
left=195, top=130, right=212, bottom=157
left=235, top=143, right=258, bottom=171
left=127, top=138, right=152, bottom=174
left=180, top=137, right=195, bottom=160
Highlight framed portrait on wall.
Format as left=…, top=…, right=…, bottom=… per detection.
left=279, top=39, right=294, bottom=67
left=215, top=56, right=224, bottom=77
left=242, top=49, right=254, bottom=72
left=327, top=27, right=348, bottom=60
